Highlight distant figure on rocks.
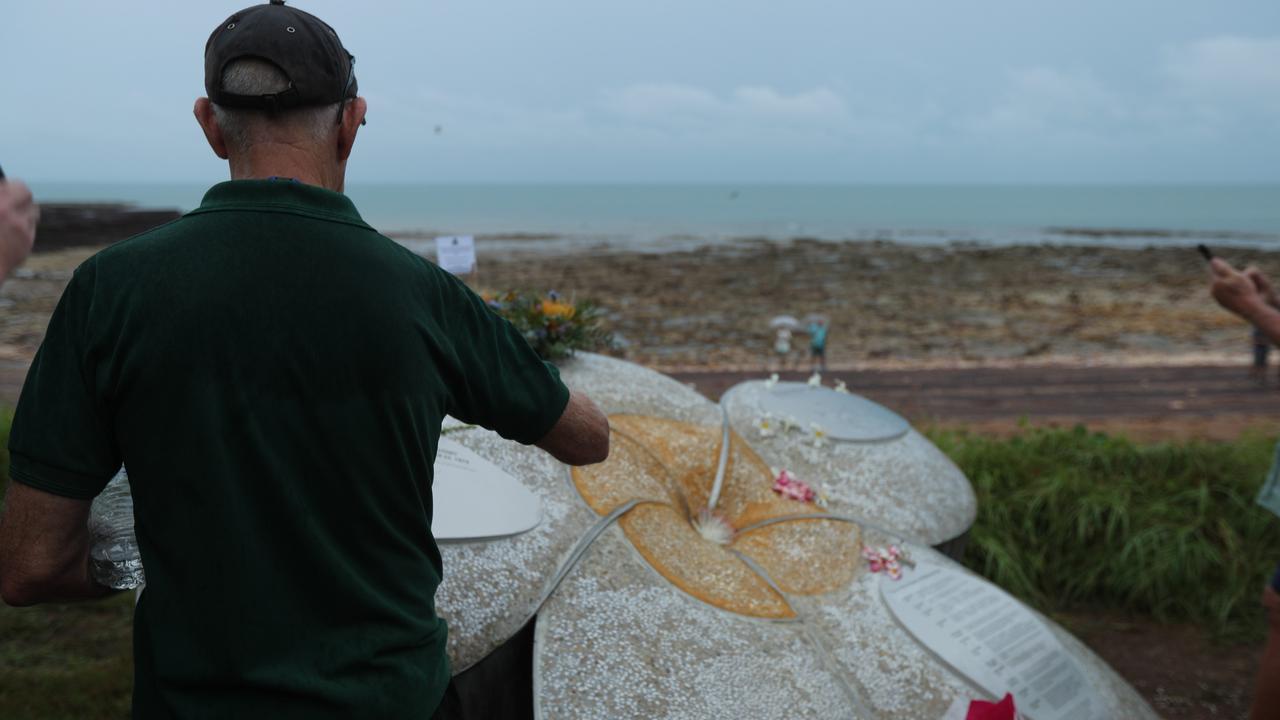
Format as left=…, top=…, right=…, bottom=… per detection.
left=1254, top=326, right=1273, bottom=384
left=808, top=318, right=829, bottom=373
left=0, top=175, right=37, bottom=282
left=1208, top=257, right=1280, bottom=720
left=774, top=327, right=793, bottom=369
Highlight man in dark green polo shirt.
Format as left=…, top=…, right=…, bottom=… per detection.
left=0, top=3, right=609, bottom=718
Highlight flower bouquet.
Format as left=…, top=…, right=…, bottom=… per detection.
left=483, top=290, right=613, bottom=360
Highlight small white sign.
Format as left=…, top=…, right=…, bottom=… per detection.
left=880, top=563, right=1102, bottom=720
left=435, top=235, right=477, bottom=275
left=432, top=437, right=542, bottom=541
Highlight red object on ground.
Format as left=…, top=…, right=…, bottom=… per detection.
left=966, top=693, right=1016, bottom=720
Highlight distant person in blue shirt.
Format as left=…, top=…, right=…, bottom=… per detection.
left=808, top=319, right=829, bottom=373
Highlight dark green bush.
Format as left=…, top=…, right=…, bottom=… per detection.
left=928, top=425, right=1280, bottom=636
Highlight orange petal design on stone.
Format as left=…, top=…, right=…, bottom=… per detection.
left=618, top=503, right=795, bottom=619
left=572, top=429, right=678, bottom=515
left=715, top=432, right=817, bottom=529
left=733, top=519, right=862, bottom=595
left=571, top=414, right=860, bottom=618
left=608, top=414, right=721, bottom=513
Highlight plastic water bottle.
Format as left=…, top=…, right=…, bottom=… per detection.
left=88, top=467, right=145, bottom=589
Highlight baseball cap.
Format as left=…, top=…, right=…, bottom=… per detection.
left=204, top=0, right=358, bottom=113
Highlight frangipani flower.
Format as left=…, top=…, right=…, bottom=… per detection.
left=755, top=414, right=776, bottom=438
left=810, top=422, right=827, bottom=448
left=772, top=469, right=817, bottom=503
left=764, top=373, right=780, bottom=390
left=834, top=379, right=849, bottom=394
left=572, top=415, right=861, bottom=619
left=807, top=372, right=822, bottom=388
left=862, top=544, right=912, bottom=581
left=98, top=352, right=1155, bottom=720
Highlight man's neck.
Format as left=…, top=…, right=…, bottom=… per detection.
left=227, top=143, right=344, bottom=192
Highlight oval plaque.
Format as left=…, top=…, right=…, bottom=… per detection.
left=753, top=382, right=910, bottom=442
left=433, top=437, right=543, bottom=542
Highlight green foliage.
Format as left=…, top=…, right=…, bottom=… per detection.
left=483, top=291, right=613, bottom=360
left=0, top=594, right=134, bottom=719
left=928, top=425, right=1280, bottom=636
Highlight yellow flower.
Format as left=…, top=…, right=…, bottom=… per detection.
left=540, top=299, right=577, bottom=319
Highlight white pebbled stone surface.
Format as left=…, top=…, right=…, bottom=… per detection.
left=534, top=528, right=859, bottom=720
left=791, top=535, right=1157, bottom=720
left=434, top=427, right=596, bottom=672
left=437, top=357, right=1154, bottom=719
left=556, top=352, right=721, bottom=426
left=722, top=381, right=976, bottom=546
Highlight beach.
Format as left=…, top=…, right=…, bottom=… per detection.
left=461, top=235, right=1258, bottom=372
left=3, top=226, right=1270, bottom=373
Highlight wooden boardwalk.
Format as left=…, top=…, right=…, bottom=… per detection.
left=5, top=359, right=1277, bottom=437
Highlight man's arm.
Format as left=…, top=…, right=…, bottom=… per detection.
left=535, top=389, right=610, bottom=466
left=0, top=481, right=113, bottom=606
left=0, top=178, right=38, bottom=281
left=1210, top=258, right=1280, bottom=347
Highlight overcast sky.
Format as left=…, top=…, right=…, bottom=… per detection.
left=3, top=1, right=1279, bottom=184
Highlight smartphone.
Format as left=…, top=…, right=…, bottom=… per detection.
left=1197, top=244, right=1213, bottom=262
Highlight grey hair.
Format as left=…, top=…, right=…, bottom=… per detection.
left=211, top=58, right=340, bottom=151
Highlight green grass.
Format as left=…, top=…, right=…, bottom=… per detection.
left=928, top=424, right=1280, bottom=637
left=0, top=407, right=134, bottom=719
left=0, top=594, right=134, bottom=719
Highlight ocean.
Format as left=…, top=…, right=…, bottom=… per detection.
left=30, top=182, right=1280, bottom=252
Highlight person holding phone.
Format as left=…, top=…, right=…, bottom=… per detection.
left=0, top=171, right=38, bottom=281
left=1208, top=253, right=1280, bottom=720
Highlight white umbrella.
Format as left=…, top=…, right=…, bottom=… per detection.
left=769, top=315, right=800, bottom=329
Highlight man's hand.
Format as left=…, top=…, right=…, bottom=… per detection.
left=0, top=178, right=38, bottom=280
left=1210, top=257, right=1271, bottom=323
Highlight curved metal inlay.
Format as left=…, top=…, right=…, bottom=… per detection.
left=729, top=548, right=874, bottom=715
left=455, top=498, right=644, bottom=677
left=532, top=499, right=645, bottom=616
left=704, top=407, right=733, bottom=511
left=737, top=512, right=921, bottom=550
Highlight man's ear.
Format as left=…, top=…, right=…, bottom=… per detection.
left=194, top=98, right=230, bottom=160
left=336, top=97, right=367, bottom=164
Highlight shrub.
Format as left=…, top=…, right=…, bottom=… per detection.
left=928, top=425, right=1280, bottom=636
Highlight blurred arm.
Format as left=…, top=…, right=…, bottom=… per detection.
left=0, top=179, right=38, bottom=280
left=535, top=390, right=610, bottom=466
left=0, top=481, right=112, bottom=606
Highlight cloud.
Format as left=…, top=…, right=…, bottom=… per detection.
left=601, top=83, right=849, bottom=132
left=960, top=66, right=1126, bottom=137
left=1165, top=35, right=1280, bottom=108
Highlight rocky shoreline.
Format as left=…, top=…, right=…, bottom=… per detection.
left=471, top=236, right=1268, bottom=371
left=3, top=215, right=1274, bottom=374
